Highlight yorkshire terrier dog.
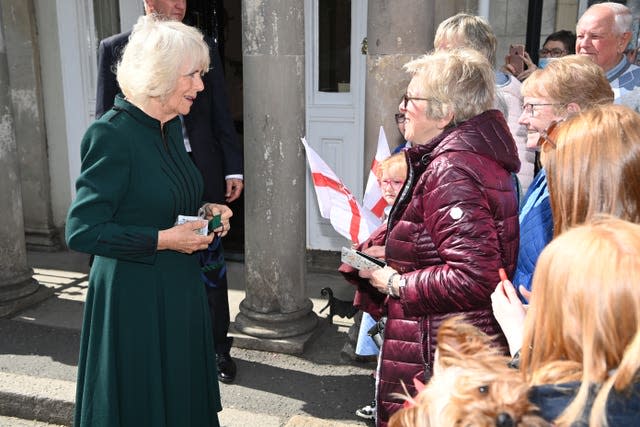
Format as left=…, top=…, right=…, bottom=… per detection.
left=389, top=317, right=550, bottom=427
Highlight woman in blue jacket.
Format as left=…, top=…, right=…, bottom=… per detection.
left=512, top=55, right=613, bottom=294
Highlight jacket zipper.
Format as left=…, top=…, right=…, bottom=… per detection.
left=386, top=158, right=415, bottom=241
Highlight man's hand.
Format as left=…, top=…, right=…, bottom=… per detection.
left=225, top=178, right=244, bottom=202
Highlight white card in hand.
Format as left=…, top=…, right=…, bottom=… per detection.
left=341, top=247, right=386, bottom=270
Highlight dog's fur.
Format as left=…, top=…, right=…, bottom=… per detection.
left=319, top=287, right=358, bottom=324
left=389, top=317, right=550, bottom=427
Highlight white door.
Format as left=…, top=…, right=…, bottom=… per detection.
left=304, top=0, right=368, bottom=250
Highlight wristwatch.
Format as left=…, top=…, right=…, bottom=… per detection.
left=386, top=273, right=399, bottom=297
left=387, top=273, right=406, bottom=298
left=396, top=276, right=406, bottom=297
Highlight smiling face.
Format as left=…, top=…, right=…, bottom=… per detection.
left=518, top=96, right=566, bottom=149
left=163, top=62, right=204, bottom=117
left=145, top=0, right=187, bottom=21
left=399, top=77, right=447, bottom=145
left=145, top=61, right=204, bottom=124
left=576, top=7, right=629, bottom=72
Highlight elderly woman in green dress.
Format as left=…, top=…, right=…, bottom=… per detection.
left=66, top=15, right=230, bottom=427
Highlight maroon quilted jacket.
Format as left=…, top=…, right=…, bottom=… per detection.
left=375, top=110, right=520, bottom=426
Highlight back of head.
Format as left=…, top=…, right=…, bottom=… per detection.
left=522, top=55, right=613, bottom=108
left=117, top=15, right=210, bottom=107
left=522, top=216, right=640, bottom=425
left=543, top=104, right=640, bottom=236
left=404, top=48, right=495, bottom=124
left=434, top=13, right=497, bottom=66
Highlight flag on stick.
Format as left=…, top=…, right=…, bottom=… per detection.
left=301, top=138, right=381, bottom=244
left=363, top=126, right=391, bottom=219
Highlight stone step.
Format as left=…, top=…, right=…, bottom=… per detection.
left=0, top=372, right=74, bottom=426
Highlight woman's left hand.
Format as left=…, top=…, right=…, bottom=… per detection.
left=491, top=278, right=527, bottom=356
left=366, top=266, right=398, bottom=294
left=200, top=203, right=233, bottom=237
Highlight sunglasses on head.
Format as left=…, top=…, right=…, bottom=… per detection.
left=537, top=119, right=565, bottom=152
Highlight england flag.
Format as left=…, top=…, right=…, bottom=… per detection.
left=363, top=126, right=391, bottom=219
left=301, top=138, right=381, bottom=245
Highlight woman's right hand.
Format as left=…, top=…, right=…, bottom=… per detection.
left=157, top=220, right=214, bottom=254
left=361, top=245, right=385, bottom=259
left=491, top=278, right=527, bottom=357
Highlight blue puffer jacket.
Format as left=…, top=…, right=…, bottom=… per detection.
left=513, top=169, right=553, bottom=293
left=529, top=381, right=640, bottom=426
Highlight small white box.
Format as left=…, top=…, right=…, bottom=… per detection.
left=175, top=215, right=207, bottom=236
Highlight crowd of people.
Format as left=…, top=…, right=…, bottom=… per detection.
left=340, top=2, right=640, bottom=427
left=63, top=0, right=640, bottom=426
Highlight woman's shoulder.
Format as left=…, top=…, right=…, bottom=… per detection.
left=530, top=381, right=640, bottom=425
left=81, top=112, right=141, bottom=156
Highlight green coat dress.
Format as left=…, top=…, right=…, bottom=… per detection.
left=66, top=96, right=221, bottom=427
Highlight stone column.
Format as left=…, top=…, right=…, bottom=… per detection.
left=235, top=0, right=317, bottom=354
left=0, top=3, right=42, bottom=317
left=1, top=0, right=60, bottom=250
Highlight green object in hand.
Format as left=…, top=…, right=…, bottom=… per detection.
left=208, top=214, right=222, bottom=231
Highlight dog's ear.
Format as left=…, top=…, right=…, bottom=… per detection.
left=435, top=316, right=500, bottom=369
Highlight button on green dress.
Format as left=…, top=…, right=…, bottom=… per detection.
left=66, top=96, right=221, bottom=427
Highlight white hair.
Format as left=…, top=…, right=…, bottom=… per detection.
left=117, top=15, right=210, bottom=107
left=582, top=2, right=633, bottom=34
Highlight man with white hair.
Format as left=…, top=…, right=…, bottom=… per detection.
left=576, top=2, right=640, bottom=110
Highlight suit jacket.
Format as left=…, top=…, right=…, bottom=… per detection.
left=95, top=30, right=243, bottom=204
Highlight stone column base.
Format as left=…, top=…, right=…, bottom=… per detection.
left=232, top=298, right=319, bottom=354
left=25, top=227, right=63, bottom=251
left=0, top=275, right=51, bottom=318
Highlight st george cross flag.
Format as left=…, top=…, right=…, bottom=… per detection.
left=301, top=138, right=381, bottom=245
left=363, top=126, right=391, bottom=219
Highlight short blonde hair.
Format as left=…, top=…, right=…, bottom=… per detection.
left=434, top=13, right=497, bottom=66
left=117, top=15, right=210, bottom=107
left=375, top=153, right=407, bottom=182
left=522, top=55, right=613, bottom=109
left=404, top=49, right=495, bottom=124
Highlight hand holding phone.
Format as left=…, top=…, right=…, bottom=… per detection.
left=508, top=44, right=525, bottom=75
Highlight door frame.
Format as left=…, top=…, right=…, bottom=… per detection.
left=304, top=0, right=368, bottom=251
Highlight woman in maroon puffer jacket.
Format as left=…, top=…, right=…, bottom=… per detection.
left=351, top=49, right=520, bottom=426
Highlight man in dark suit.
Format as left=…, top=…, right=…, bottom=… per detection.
left=95, top=0, right=242, bottom=383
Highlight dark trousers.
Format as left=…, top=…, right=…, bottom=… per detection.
left=206, top=275, right=232, bottom=355
left=199, top=238, right=233, bottom=355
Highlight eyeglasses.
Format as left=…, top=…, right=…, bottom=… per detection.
left=401, top=94, right=430, bottom=109
left=522, top=103, right=564, bottom=117
left=538, top=48, right=567, bottom=58
left=537, top=119, right=564, bottom=152
left=380, top=178, right=404, bottom=189
left=394, top=113, right=406, bottom=124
